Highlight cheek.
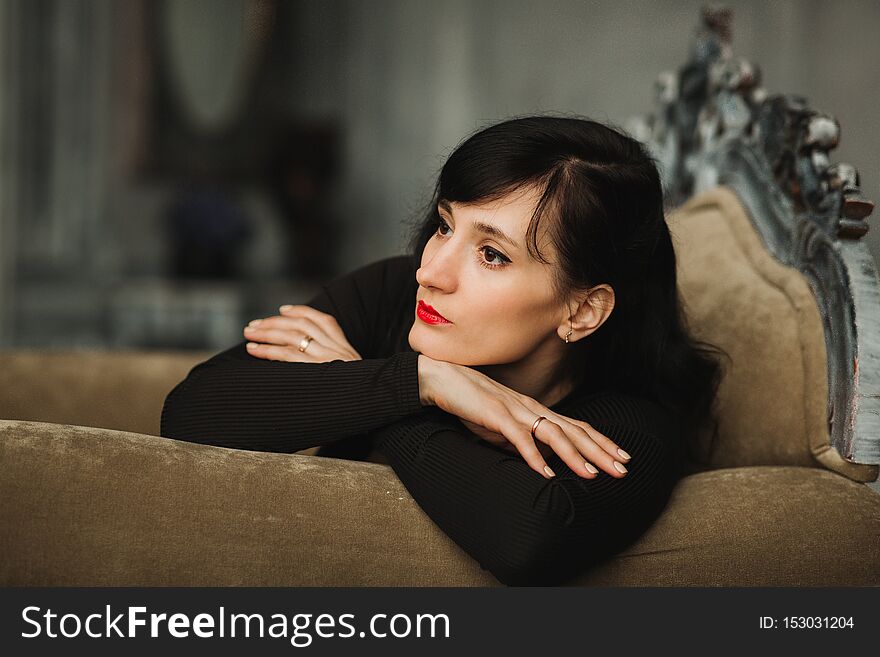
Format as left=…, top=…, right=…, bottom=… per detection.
left=466, top=289, right=549, bottom=338
left=492, top=274, right=552, bottom=311
left=408, top=288, right=552, bottom=366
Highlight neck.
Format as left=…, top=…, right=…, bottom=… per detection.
left=475, top=342, right=574, bottom=409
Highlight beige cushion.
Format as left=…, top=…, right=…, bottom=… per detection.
left=0, top=420, right=497, bottom=586
left=668, top=186, right=874, bottom=481
left=570, top=464, right=880, bottom=586
left=2, top=420, right=878, bottom=586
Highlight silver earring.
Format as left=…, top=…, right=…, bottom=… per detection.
left=564, top=329, right=573, bottom=344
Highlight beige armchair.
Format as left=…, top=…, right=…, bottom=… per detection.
left=1, top=182, right=878, bottom=586
left=1, top=9, right=878, bottom=586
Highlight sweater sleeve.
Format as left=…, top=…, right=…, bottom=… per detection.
left=372, top=391, right=683, bottom=586
left=159, top=256, right=426, bottom=452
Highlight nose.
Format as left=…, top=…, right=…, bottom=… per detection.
left=416, top=240, right=459, bottom=293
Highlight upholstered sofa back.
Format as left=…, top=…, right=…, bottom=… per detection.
left=670, top=185, right=829, bottom=471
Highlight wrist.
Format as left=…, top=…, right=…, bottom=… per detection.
left=417, top=354, right=444, bottom=406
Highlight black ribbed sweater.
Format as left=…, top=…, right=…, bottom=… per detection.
left=160, top=254, right=684, bottom=586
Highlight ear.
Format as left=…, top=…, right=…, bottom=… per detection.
left=558, top=284, right=615, bottom=342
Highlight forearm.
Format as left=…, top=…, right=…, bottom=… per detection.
left=160, top=343, right=426, bottom=452
left=373, top=393, right=682, bottom=585
left=372, top=409, right=573, bottom=585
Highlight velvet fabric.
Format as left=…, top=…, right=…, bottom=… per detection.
left=1, top=419, right=877, bottom=586
left=668, top=186, right=877, bottom=483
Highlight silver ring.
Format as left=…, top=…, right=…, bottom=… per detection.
left=530, top=415, right=547, bottom=440
left=298, top=335, right=313, bottom=353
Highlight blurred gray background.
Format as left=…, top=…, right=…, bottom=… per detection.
left=1, top=0, right=878, bottom=350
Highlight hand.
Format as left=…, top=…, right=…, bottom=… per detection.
left=460, top=418, right=556, bottom=458
left=419, top=355, right=631, bottom=480
left=243, top=305, right=363, bottom=363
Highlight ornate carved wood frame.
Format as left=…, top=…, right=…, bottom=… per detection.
left=629, top=7, right=880, bottom=490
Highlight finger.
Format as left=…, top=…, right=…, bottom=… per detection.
left=243, top=326, right=298, bottom=346
left=263, top=313, right=359, bottom=357
left=243, top=324, right=334, bottom=354
left=245, top=315, right=340, bottom=351
left=245, top=342, right=322, bottom=363
left=283, top=305, right=363, bottom=358
left=552, top=421, right=628, bottom=479
left=517, top=394, right=630, bottom=464
left=535, top=406, right=631, bottom=465
left=516, top=398, right=629, bottom=477
left=499, top=416, right=559, bottom=480
left=471, top=427, right=548, bottom=458
left=532, top=418, right=603, bottom=479
left=536, top=442, right=554, bottom=458
left=564, top=416, right=632, bottom=464
left=245, top=336, right=352, bottom=363
left=280, top=305, right=349, bottom=344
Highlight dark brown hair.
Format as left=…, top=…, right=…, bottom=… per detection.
left=406, top=115, right=726, bottom=461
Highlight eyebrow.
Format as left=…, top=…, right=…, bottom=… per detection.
left=437, top=199, right=521, bottom=251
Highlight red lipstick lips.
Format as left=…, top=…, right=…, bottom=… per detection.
left=417, top=300, right=451, bottom=324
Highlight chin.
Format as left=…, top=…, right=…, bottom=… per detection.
left=408, top=327, right=437, bottom=358
left=409, top=327, right=458, bottom=364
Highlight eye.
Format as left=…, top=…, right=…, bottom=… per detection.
left=436, top=217, right=452, bottom=237
left=434, top=217, right=510, bottom=270
left=479, top=246, right=509, bottom=270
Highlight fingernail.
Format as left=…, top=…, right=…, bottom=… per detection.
left=585, top=462, right=599, bottom=474
left=613, top=461, right=628, bottom=474
left=617, top=448, right=631, bottom=461
left=280, top=305, right=293, bottom=312
left=246, top=342, right=258, bottom=349
left=248, top=319, right=262, bottom=327
left=543, top=465, right=556, bottom=478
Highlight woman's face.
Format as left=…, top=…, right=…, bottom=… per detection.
left=409, top=187, right=568, bottom=367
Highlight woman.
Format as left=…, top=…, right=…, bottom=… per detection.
left=161, top=116, right=724, bottom=585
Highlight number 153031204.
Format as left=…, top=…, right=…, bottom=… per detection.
left=759, top=616, right=854, bottom=629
